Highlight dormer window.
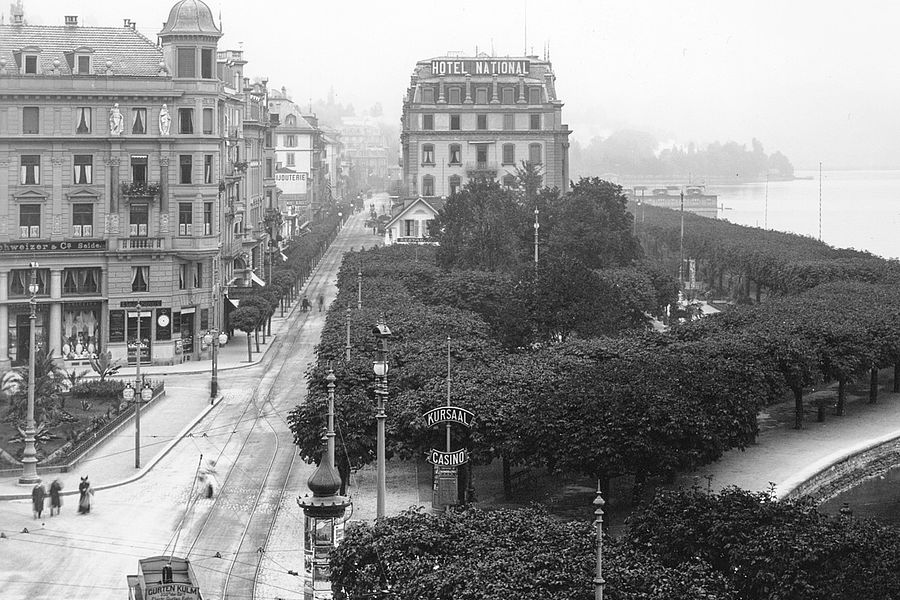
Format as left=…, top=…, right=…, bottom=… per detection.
left=23, top=54, right=38, bottom=74
left=76, top=55, right=91, bottom=75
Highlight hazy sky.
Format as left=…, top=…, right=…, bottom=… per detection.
left=11, top=0, right=900, bottom=169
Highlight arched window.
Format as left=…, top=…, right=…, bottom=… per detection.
left=449, top=175, right=462, bottom=196
left=285, top=115, right=296, bottom=126
left=422, top=175, right=435, bottom=197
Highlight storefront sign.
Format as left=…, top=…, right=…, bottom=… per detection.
left=0, top=240, right=107, bottom=253
left=423, top=406, right=474, bottom=428
left=431, top=59, right=530, bottom=76
left=144, top=583, right=200, bottom=600
left=121, top=300, right=162, bottom=307
left=427, top=448, right=469, bottom=466
left=275, top=170, right=308, bottom=195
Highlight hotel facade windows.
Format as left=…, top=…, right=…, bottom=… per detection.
left=402, top=55, right=570, bottom=198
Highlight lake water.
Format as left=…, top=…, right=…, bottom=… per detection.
left=705, top=170, right=900, bottom=260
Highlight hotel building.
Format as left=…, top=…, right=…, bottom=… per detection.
left=400, top=54, right=571, bottom=199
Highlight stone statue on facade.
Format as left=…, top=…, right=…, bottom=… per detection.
left=159, top=104, right=171, bottom=136
left=109, top=103, right=124, bottom=135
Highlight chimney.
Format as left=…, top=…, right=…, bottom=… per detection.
left=64, top=15, right=78, bottom=26
left=124, top=18, right=131, bottom=28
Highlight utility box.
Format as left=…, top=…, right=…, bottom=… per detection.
left=433, top=465, right=459, bottom=508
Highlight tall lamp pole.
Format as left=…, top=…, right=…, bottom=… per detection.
left=372, top=318, right=392, bottom=518
left=357, top=265, right=362, bottom=310
left=18, top=262, right=41, bottom=484
left=594, top=481, right=605, bottom=600
left=204, top=328, right=227, bottom=402
left=678, top=190, right=685, bottom=288
left=134, top=302, right=143, bottom=469
left=533, top=207, right=540, bottom=269
left=345, top=305, right=352, bottom=361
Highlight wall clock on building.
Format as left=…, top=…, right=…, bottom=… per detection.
left=157, top=314, right=170, bottom=327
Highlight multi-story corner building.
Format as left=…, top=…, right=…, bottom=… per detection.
left=0, top=0, right=268, bottom=369
left=400, top=54, right=571, bottom=199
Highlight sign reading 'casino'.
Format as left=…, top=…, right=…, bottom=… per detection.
left=423, top=405, right=475, bottom=466
left=431, top=59, right=531, bottom=76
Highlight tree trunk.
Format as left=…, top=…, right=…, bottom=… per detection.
left=837, top=378, right=846, bottom=416
left=254, top=328, right=260, bottom=353
left=261, top=322, right=267, bottom=344
left=870, top=366, right=879, bottom=404
left=631, top=470, right=646, bottom=507
left=502, top=456, right=512, bottom=499
left=755, top=283, right=762, bottom=303
left=267, top=315, right=272, bottom=336
left=894, top=362, right=900, bottom=393
left=246, top=332, right=252, bottom=362
left=793, top=386, right=804, bottom=429
left=280, top=298, right=284, bottom=318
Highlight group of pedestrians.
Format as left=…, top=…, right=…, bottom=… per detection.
left=301, top=294, right=326, bottom=313
left=30, top=476, right=93, bottom=519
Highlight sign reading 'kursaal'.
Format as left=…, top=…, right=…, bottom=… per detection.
left=423, top=406, right=474, bottom=428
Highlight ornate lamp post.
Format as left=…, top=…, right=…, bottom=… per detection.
left=345, top=305, right=351, bottom=362
left=203, top=329, right=228, bottom=401
left=18, top=262, right=41, bottom=484
left=594, top=481, right=606, bottom=600
left=356, top=265, right=362, bottom=310
left=297, top=368, right=350, bottom=600
left=533, top=207, right=540, bottom=268
left=371, top=318, right=392, bottom=518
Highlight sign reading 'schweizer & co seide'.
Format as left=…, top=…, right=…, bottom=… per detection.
left=431, top=59, right=530, bottom=76
left=0, top=240, right=107, bottom=253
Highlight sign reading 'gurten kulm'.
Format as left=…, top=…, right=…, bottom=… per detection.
left=431, top=59, right=530, bottom=76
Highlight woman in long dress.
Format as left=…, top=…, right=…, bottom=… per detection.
left=49, top=479, right=62, bottom=516
left=77, top=476, right=92, bottom=514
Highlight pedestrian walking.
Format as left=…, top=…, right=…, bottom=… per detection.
left=31, top=483, right=46, bottom=520
left=302, top=296, right=311, bottom=312
left=317, top=294, right=325, bottom=312
left=77, top=476, right=93, bottom=514
left=49, top=478, right=62, bottom=516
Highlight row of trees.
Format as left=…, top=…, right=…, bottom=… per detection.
left=330, top=487, right=900, bottom=599
left=637, top=202, right=900, bottom=299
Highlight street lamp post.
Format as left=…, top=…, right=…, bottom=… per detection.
left=533, top=207, right=540, bottom=269
left=594, top=481, right=606, bottom=600
left=204, top=329, right=228, bottom=402
left=371, top=318, right=392, bottom=519
left=357, top=265, right=362, bottom=310
left=133, top=302, right=143, bottom=468
left=18, top=262, right=41, bottom=485
left=345, top=305, right=351, bottom=362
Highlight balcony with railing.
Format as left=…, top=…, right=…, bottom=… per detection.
left=118, top=237, right=164, bottom=250
left=465, top=162, right=498, bottom=176
left=120, top=181, right=160, bottom=199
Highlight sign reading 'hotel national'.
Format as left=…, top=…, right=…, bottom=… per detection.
left=431, top=59, right=530, bottom=76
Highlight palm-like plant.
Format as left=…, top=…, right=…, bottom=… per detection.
left=1, top=349, right=66, bottom=422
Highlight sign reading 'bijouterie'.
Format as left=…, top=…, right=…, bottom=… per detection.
left=431, top=59, right=530, bottom=76
left=0, top=240, right=107, bottom=253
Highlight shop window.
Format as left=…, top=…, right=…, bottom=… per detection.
left=23, top=107, right=39, bottom=134
left=131, top=155, right=148, bottom=184
left=179, top=202, right=193, bottom=236
left=177, top=47, right=196, bottom=78
left=503, top=114, right=515, bottom=131
left=178, top=108, right=194, bottom=134
left=60, top=306, right=100, bottom=361
left=422, top=114, right=434, bottom=130
left=127, top=311, right=151, bottom=364
left=448, top=87, right=461, bottom=104
left=75, top=107, right=91, bottom=134
left=131, top=266, right=149, bottom=293
left=422, top=144, right=435, bottom=166
left=475, top=88, right=488, bottom=104
left=180, top=311, right=195, bottom=354
left=73, top=155, right=93, bottom=184
left=132, top=108, right=147, bottom=134
left=205, top=155, right=213, bottom=184
left=204, top=202, right=213, bottom=235
left=422, top=175, right=434, bottom=197
left=501, top=87, right=515, bottom=104
left=502, top=144, right=515, bottom=165
left=450, top=114, right=460, bottom=130
left=62, top=268, right=100, bottom=295
left=449, top=175, right=461, bottom=196
left=19, top=204, right=41, bottom=238
left=530, top=113, right=541, bottom=130
left=529, top=87, right=542, bottom=104
left=180, top=155, right=192, bottom=184
left=529, top=143, right=543, bottom=165
left=72, top=203, right=93, bottom=237
left=21, top=155, right=40, bottom=184
left=421, top=87, right=434, bottom=104
left=477, top=114, right=487, bottom=130
left=449, top=144, right=461, bottom=165
left=130, top=203, right=149, bottom=237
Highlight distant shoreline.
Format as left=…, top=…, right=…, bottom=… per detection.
left=605, top=174, right=806, bottom=186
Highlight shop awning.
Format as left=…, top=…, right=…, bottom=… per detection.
left=249, top=272, right=266, bottom=287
